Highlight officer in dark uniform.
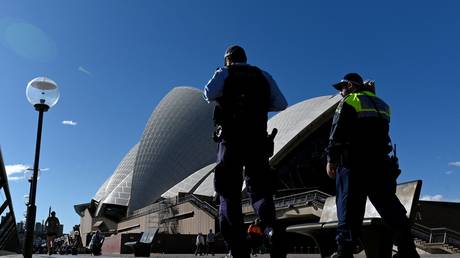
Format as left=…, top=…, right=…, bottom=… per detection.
left=326, top=73, right=420, bottom=258
left=204, top=45, right=287, bottom=258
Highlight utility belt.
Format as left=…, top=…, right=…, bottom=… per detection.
left=213, top=125, right=278, bottom=157
left=339, top=147, right=401, bottom=180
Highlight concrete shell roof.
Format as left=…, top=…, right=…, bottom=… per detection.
left=102, top=172, right=133, bottom=206
left=93, top=143, right=139, bottom=207
left=193, top=169, right=215, bottom=196
left=129, top=87, right=216, bottom=212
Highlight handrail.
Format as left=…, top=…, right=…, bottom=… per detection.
left=128, top=190, right=331, bottom=221
left=412, top=223, right=431, bottom=240
left=242, top=190, right=330, bottom=211
left=414, top=223, right=460, bottom=236
left=0, top=149, right=19, bottom=252
left=127, top=194, right=218, bottom=221
left=0, top=217, right=15, bottom=249
left=177, top=194, right=218, bottom=217
left=129, top=198, right=180, bottom=218
left=412, top=223, right=460, bottom=247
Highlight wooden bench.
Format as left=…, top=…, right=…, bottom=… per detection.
left=124, top=228, right=159, bottom=257
left=286, top=180, right=422, bottom=258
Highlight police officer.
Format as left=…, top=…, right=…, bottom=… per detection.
left=203, top=45, right=287, bottom=258
left=326, top=73, right=419, bottom=258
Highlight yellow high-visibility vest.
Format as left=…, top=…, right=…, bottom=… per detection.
left=343, top=91, right=391, bottom=121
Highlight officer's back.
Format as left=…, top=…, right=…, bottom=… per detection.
left=218, top=64, right=269, bottom=141
left=348, top=94, right=390, bottom=160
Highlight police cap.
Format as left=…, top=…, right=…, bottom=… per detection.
left=332, top=73, right=364, bottom=91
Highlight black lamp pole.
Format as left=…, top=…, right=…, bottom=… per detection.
left=23, top=103, right=49, bottom=258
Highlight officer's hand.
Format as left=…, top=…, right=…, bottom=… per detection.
left=326, top=162, right=337, bottom=179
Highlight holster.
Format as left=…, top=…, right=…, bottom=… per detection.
left=212, top=105, right=224, bottom=143
left=266, top=128, right=278, bottom=157
left=213, top=125, right=223, bottom=143
left=388, top=155, right=401, bottom=180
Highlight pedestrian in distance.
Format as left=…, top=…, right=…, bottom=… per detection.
left=247, top=219, right=264, bottom=256
left=325, top=73, right=420, bottom=258
left=89, top=230, right=104, bottom=256
left=71, top=225, right=83, bottom=255
left=204, top=45, right=288, bottom=258
left=206, top=229, right=216, bottom=256
left=195, top=232, right=205, bottom=256
left=45, top=211, right=60, bottom=255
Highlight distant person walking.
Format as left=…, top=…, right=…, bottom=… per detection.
left=45, top=211, right=60, bottom=255
left=204, top=45, right=287, bottom=258
left=247, top=219, right=263, bottom=256
left=195, top=233, right=205, bottom=256
left=89, top=230, right=104, bottom=256
left=206, top=229, right=216, bottom=256
left=326, top=73, right=419, bottom=258
left=71, top=225, right=83, bottom=255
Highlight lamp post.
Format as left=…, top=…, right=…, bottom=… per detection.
left=23, top=77, right=59, bottom=258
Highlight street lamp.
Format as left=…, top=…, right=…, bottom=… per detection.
left=23, top=77, right=59, bottom=258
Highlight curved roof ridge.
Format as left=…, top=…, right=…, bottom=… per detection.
left=171, top=86, right=202, bottom=92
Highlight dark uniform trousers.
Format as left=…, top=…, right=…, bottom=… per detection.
left=214, top=136, right=278, bottom=258
left=335, top=159, right=417, bottom=254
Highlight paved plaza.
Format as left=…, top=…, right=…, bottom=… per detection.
left=2, top=254, right=460, bottom=258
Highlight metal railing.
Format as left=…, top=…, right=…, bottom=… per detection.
left=129, top=197, right=182, bottom=219
left=177, top=194, right=218, bottom=217
left=412, top=223, right=460, bottom=248
left=129, top=190, right=330, bottom=222
left=242, top=189, right=330, bottom=211
left=129, top=193, right=218, bottom=220
left=0, top=149, right=19, bottom=252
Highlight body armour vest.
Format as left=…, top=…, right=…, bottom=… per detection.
left=340, top=91, right=392, bottom=161
left=216, top=65, right=270, bottom=141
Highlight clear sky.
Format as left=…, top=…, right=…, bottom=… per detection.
left=1, top=1, right=459, bottom=233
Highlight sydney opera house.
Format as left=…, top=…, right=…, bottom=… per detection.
left=74, top=87, right=460, bottom=254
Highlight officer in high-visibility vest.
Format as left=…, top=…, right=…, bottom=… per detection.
left=326, top=73, right=419, bottom=258
left=204, top=45, right=288, bottom=258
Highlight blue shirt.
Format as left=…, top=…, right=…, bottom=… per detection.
left=203, top=64, right=288, bottom=112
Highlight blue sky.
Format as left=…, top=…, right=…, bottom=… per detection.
left=1, top=1, right=459, bottom=232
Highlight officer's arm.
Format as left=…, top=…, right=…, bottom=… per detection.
left=203, top=68, right=228, bottom=103
left=262, top=71, right=288, bottom=112
left=326, top=101, right=354, bottom=164
left=326, top=102, right=354, bottom=178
